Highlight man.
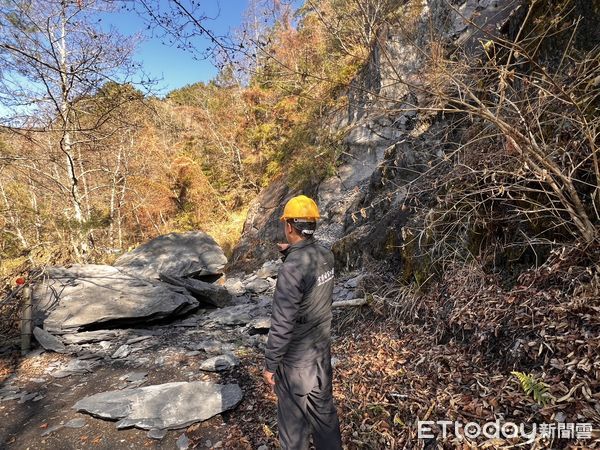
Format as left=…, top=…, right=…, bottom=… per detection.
left=263, top=195, right=343, bottom=450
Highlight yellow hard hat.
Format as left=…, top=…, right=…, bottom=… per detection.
left=280, top=195, right=320, bottom=222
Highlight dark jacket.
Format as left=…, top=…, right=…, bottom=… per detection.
left=265, top=238, right=335, bottom=372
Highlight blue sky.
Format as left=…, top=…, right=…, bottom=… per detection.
left=104, top=1, right=249, bottom=95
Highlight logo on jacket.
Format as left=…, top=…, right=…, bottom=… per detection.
left=317, top=268, right=334, bottom=286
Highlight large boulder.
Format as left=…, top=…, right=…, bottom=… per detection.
left=73, top=381, right=243, bottom=430
left=115, top=231, right=227, bottom=279
left=34, top=265, right=199, bottom=333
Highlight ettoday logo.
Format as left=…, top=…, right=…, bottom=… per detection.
left=418, top=420, right=594, bottom=443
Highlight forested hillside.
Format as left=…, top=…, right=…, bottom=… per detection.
left=0, top=0, right=383, bottom=273
left=1, top=0, right=599, bottom=448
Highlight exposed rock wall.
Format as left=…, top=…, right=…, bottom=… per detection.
left=231, top=0, right=596, bottom=273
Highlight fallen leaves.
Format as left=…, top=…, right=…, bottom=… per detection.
left=327, top=244, right=600, bottom=448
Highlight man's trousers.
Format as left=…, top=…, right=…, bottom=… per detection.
left=274, top=356, right=342, bottom=450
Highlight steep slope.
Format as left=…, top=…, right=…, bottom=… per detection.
left=231, top=0, right=523, bottom=270
left=233, top=0, right=599, bottom=277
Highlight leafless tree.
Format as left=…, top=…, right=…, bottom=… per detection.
left=0, top=0, right=151, bottom=255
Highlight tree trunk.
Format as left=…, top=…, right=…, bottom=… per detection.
left=109, top=145, right=123, bottom=247
left=59, top=0, right=84, bottom=225
left=0, top=181, right=28, bottom=248
left=28, top=176, right=41, bottom=244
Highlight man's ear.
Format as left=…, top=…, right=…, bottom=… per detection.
left=286, top=222, right=296, bottom=236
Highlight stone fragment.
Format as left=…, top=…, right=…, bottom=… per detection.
left=187, top=339, right=236, bottom=354
left=51, top=359, right=97, bottom=378
left=223, top=277, right=246, bottom=296
left=256, top=260, right=281, bottom=279
left=126, top=335, right=153, bottom=345
left=61, top=330, right=123, bottom=345
left=33, top=327, right=67, bottom=353
left=148, top=429, right=168, bottom=440
left=245, top=278, right=270, bottom=294
left=344, top=274, right=363, bottom=289
left=174, top=317, right=202, bottom=328
left=176, top=434, right=190, bottom=450
left=65, top=418, right=86, bottom=428
left=0, top=385, right=19, bottom=396
left=29, top=378, right=46, bottom=384
left=111, top=344, right=131, bottom=359
left=121, top=372, right=148, bottom=383
left=41, top=425, right=63, bottom=437
left=73, top=381, right=243, bottom=431
left=247, top=317, right=271, bottom=335
left=77, top=353, right=103, bottom=361
left=199, top=354, right=239, bottom=372
left=18, top=392, right=37, bottom=403
left=98, top=341, right=112, bottom=350
left=203, top=304, right=263, bottom=326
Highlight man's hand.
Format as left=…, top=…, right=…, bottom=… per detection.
left=263, top=369, right=275, bottom=392
left=277, top=243, right=290, bottom=252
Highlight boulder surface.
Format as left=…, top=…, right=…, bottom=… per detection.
left=114, top=231, right=227, bottom=279
left=35, top=265, right=199, bottom=333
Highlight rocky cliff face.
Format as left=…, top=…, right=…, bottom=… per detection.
left=231, top=0, right=596, bottom=273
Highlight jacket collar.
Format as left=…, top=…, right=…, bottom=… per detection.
left=280, top=238, right=315, bottom=261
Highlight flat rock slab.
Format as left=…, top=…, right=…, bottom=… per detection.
left=121, top=372, right=148, bottom=383
left=61, top=330, right=124, bottom=345
left=35, top=265, right=198, bottom=333
left=159, top=274, right=232, bottom=308
left=187, top=339, right=237, bottom=354
left=39, top=418, right=87, bottom=437
left=114, top=231, right=227, bottom=279
left=203, top=304, right=264, bottom=326
left=51, top=359, right=98, bottom=378
left=73, top=381, right=243, bottom=430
